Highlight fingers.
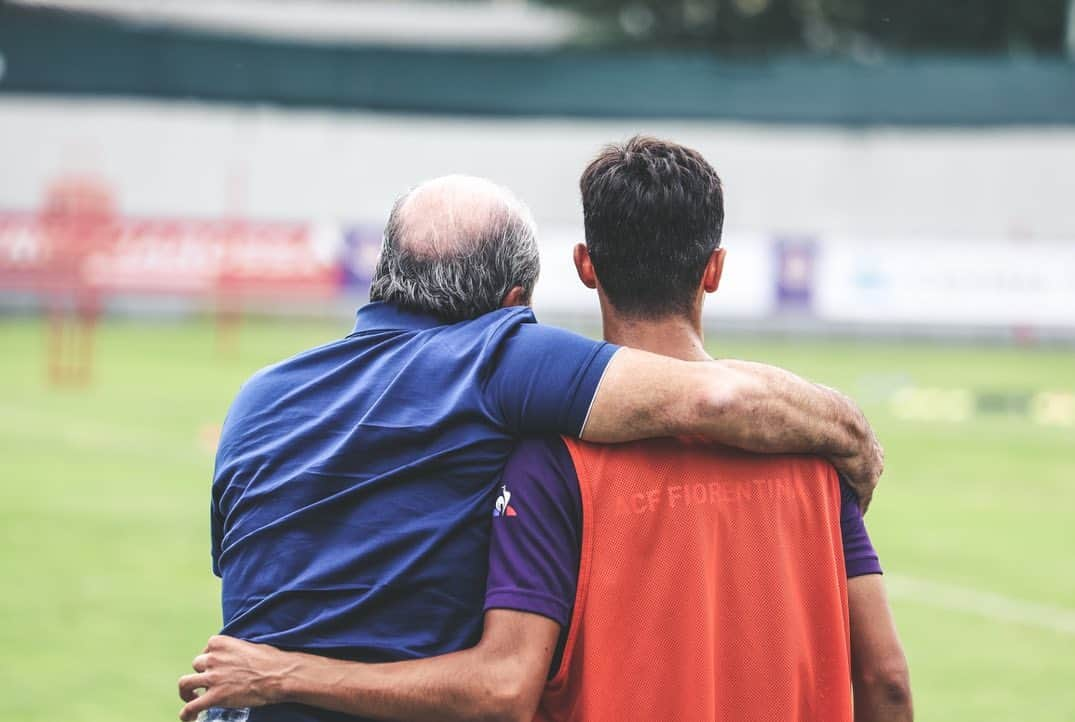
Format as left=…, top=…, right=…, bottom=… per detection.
left=856, top=475, right=875, bottom=514
left=194, top=634, right=238, bottom=672
left=179, top=688, right=216, bottom=722
left=198, top=634, right=228, bottom=656
left=177, top=673, right=215, bottom=722
left=862, top=442, right=882, bottom=514
left=180, top=636, right=236, bottom=720
left=178, top=673, right=211, bottom=703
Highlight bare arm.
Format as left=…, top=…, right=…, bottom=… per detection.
left=848, top=575, right=913, bottom=722
left=179, top=610, right=558, bottom=722
left=583, top=349, right=884, bottom=509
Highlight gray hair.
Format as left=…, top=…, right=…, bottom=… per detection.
left=369, top=178, right=541, bottom=323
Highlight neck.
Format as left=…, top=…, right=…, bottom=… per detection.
left=600, top=303, right=711, bottom=363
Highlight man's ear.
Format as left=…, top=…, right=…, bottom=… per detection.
left=702, top=248, right=726, bottom=294
left=501, top=286, right=529, bottom=308
left=573, top=243, right=598, bottom=289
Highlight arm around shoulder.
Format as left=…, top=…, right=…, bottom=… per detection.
left=288, top=609, right=557, bottom=722
left=178, top=610, right=558, bottom=722
left=582, top=349, right=884, bottom=508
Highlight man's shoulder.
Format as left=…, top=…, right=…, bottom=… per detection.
left=492, top=312, right=608, bottom=349
left=242, top=335, right=353, bottom=383
left=227, top=341, right=335, bottom=405
left=424, top=307, right=551, bottom=360
left=502, top=437, right=581, bottom=507
left=506, top=436, right=574, bottom=474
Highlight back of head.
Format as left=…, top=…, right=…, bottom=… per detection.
left=580, top=136, right=724, bottom=318
left=370, top=175, right=540, bottom=323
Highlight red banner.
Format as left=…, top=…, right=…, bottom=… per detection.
left=0, top=213, right=340, bottom=299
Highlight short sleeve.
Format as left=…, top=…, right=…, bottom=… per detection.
left=486, top=323, right=619, bottom=437
left=484, top=437, right=582, bottom=628
left=840, top=481, right=883, bottom=578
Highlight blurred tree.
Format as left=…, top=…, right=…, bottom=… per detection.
left=543, top=0, right=1070, bottom=55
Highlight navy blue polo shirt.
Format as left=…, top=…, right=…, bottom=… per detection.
left=211, top=302, right=617, bottom=721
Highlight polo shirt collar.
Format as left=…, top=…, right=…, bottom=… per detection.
left=352, top=301, right=446, bottom=333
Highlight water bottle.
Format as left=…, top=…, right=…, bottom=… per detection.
left=198, top=708, right=250, bottom=722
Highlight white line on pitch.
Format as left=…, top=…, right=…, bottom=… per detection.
left=885, top=573, right=1075, bottom=636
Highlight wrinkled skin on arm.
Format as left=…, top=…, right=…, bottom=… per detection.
left=582, top=349, right=884, bottom=510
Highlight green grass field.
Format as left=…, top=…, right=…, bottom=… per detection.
left=1, top=316, right=1073, bottom=721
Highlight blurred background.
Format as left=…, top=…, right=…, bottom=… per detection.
left=0, top=0, right=1073, bottom=719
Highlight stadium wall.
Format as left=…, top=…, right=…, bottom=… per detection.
left=1, top=96, right=1073, bottom=338
left=4, top=3, right=1075, bottom=127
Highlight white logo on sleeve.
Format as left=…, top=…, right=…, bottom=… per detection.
left=493, top=485, right=518, bottom=517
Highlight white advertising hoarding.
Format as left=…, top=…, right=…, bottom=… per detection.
left=1, top=96, right=1073, bottom=331
left=815, top=238, right=1075, bottom=327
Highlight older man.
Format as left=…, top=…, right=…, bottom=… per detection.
left=186, top=174, right=882, bottom=722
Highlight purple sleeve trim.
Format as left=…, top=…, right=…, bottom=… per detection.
left=840, top=480, right=883, bottom=578
left=846, top=559, right=883, bottom=578
left=484, top=589, right=573, bottom=627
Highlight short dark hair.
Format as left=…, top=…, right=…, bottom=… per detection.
left=580, top=135, right=724, bottom=318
